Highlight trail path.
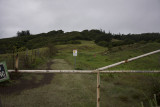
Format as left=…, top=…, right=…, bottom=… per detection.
left=49, top=59, right=73, bottom=70
left=1, top=58, right=96, bottom=107
left=38, top=58, right=96, bottom=106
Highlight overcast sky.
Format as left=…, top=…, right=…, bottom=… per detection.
left=0, top=0, right=160, bottom=38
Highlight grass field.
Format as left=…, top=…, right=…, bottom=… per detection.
left=0, top=40, right=160, bottom=107
left=55, top=41, right=160, bottom=70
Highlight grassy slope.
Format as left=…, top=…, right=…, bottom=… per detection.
left=1, top=41, right=160, bottom=107
left=55, top=41, right=160, bottom=70
left=1, top=40, right=160, bottom=70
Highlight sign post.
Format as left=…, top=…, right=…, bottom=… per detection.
left=0, top=62, right=10, bottom=82
left=73, top=50, right=77, bottom=69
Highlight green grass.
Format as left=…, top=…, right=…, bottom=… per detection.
left=55, top=41, right=160, bottom=70
left=0, top=47, right=49, bottom=69
left=1, top=73, right=160, bottom=107
left=1, top=40, right=160, bottom=70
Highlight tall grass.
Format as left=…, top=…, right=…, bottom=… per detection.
left=0, top=47, right=54, bottom=70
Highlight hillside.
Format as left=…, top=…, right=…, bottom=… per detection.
left=1, top=40, right=160, bottom=107
left=0, top=40, right=160, bottom=70
left=0, top=29, right=160, bottom=54
left=38, top=40, right=160, bottom=70
left=1, top=30, right=160, bottom=107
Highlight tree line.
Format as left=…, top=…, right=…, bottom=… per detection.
left=0, top=29, right=160, bottom=54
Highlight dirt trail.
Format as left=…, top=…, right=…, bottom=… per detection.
left=0, top=73, right=54, bottom=95
left=0, top=59, right=96, bottom=107
left=46, top=60, right=54, bottom=70
left=49, top=59, right=73, bottom=70
left=40, top=59, right=73, bottom=70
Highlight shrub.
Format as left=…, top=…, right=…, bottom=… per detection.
left=112, top=41, right=124, bottom=47
left=46, top=43, right=57, bottom=57
left=97, top=41, right=109, bottom=47
left=67, top=40, right=81, bottom=44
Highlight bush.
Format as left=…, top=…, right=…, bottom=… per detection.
left=67, top=40, right=81, bottom=44
left=139, top=40, right=147, bottom=44
left=156, top=39, right=160, bottom=43
left=97, top=41, right=109, bottom=47
left=47, top=43, right=57, bottom=57
left=124, top=39, right=135, bottom=45
left=112, top=41, right=124, bottom=47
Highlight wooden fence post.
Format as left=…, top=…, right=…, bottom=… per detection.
left=38, top=48, right=39, bottom=57
left=31, top=49, right=33, bottom=62
left=35, top=49, right=37, bottom=59
left=12, top=50, right=14, bottom=69
left=97, top=71, right=100, bottom=107
left=15, top=54, right=19, bottom=72
left=26, top=49, right=28, bottom=58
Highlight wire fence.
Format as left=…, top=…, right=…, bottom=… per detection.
left=0, top=48, right=50, bottom=70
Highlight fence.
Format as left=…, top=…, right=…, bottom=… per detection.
left=3, top=49, right=159, bottom=107
left=0, top=48, right=51, bottom=70
left=0, top=50, right=160, bottom=107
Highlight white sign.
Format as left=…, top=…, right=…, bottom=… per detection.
left=73, top=50, right=77, bottom=56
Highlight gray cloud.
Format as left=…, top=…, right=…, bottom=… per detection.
left=0, top=0, right=160, bottom=38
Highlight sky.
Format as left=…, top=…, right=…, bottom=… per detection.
left=0, top=0, right=160, bottom=38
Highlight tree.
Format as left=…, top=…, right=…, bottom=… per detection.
left=17, top=30, right=31, bottom=37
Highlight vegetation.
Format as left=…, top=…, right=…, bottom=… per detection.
left=0, top=28, right=160, bottom=107
left=0, top=29, right=160, bottom=54
left=54, top=41, right=160, bottom=70
left=0, top=45, right=57, bottom=70
left=17, top=30, right=31, bottom=37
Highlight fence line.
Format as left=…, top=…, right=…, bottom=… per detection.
left=7, top=49, right=160, bottom=107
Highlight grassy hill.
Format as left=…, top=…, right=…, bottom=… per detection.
left=0, top=29, right=160, bottom=54
left=54, top=40, right=160, bottom=70
left=1, top=40, right=160, bottom=70
left=0, top=40, right=160, bottom=107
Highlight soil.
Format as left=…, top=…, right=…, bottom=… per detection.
left=0, top=73, right=54, bottom=95
left=0, top=60, right=55, bottom=95
left=0, top=98, right=2, bottom=107
left=46, top=60, right=54, bottom=70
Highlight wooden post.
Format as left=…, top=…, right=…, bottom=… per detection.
left=38, top=48, right=39, bottom=57
left=31, top=49, right=33, bottom=62
left=26, top=49, right=28, bottom=58
left=12, top=50, right=14, bottom=69
left=97, top=71, right=100, bottom=107
left=35, top=49, right=37, bottom=59
left=141, top=102, right=144, bottom=107
left=15, top=54, right=19, bottom=72
left=74, top=56, right=76, bottom=70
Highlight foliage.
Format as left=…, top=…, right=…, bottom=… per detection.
left=47, top=43, right=57, bottom=57
left=17, top=30, right=30, bottom=37
left=1, top=40, right=160, bottom=106
left=0, top=29, right=160, bottom=54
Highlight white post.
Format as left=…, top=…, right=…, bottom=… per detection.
left=97, top=71, right=100, bottom=107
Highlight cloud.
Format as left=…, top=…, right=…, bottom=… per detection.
left=0, top=0, right=160, bottom=38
